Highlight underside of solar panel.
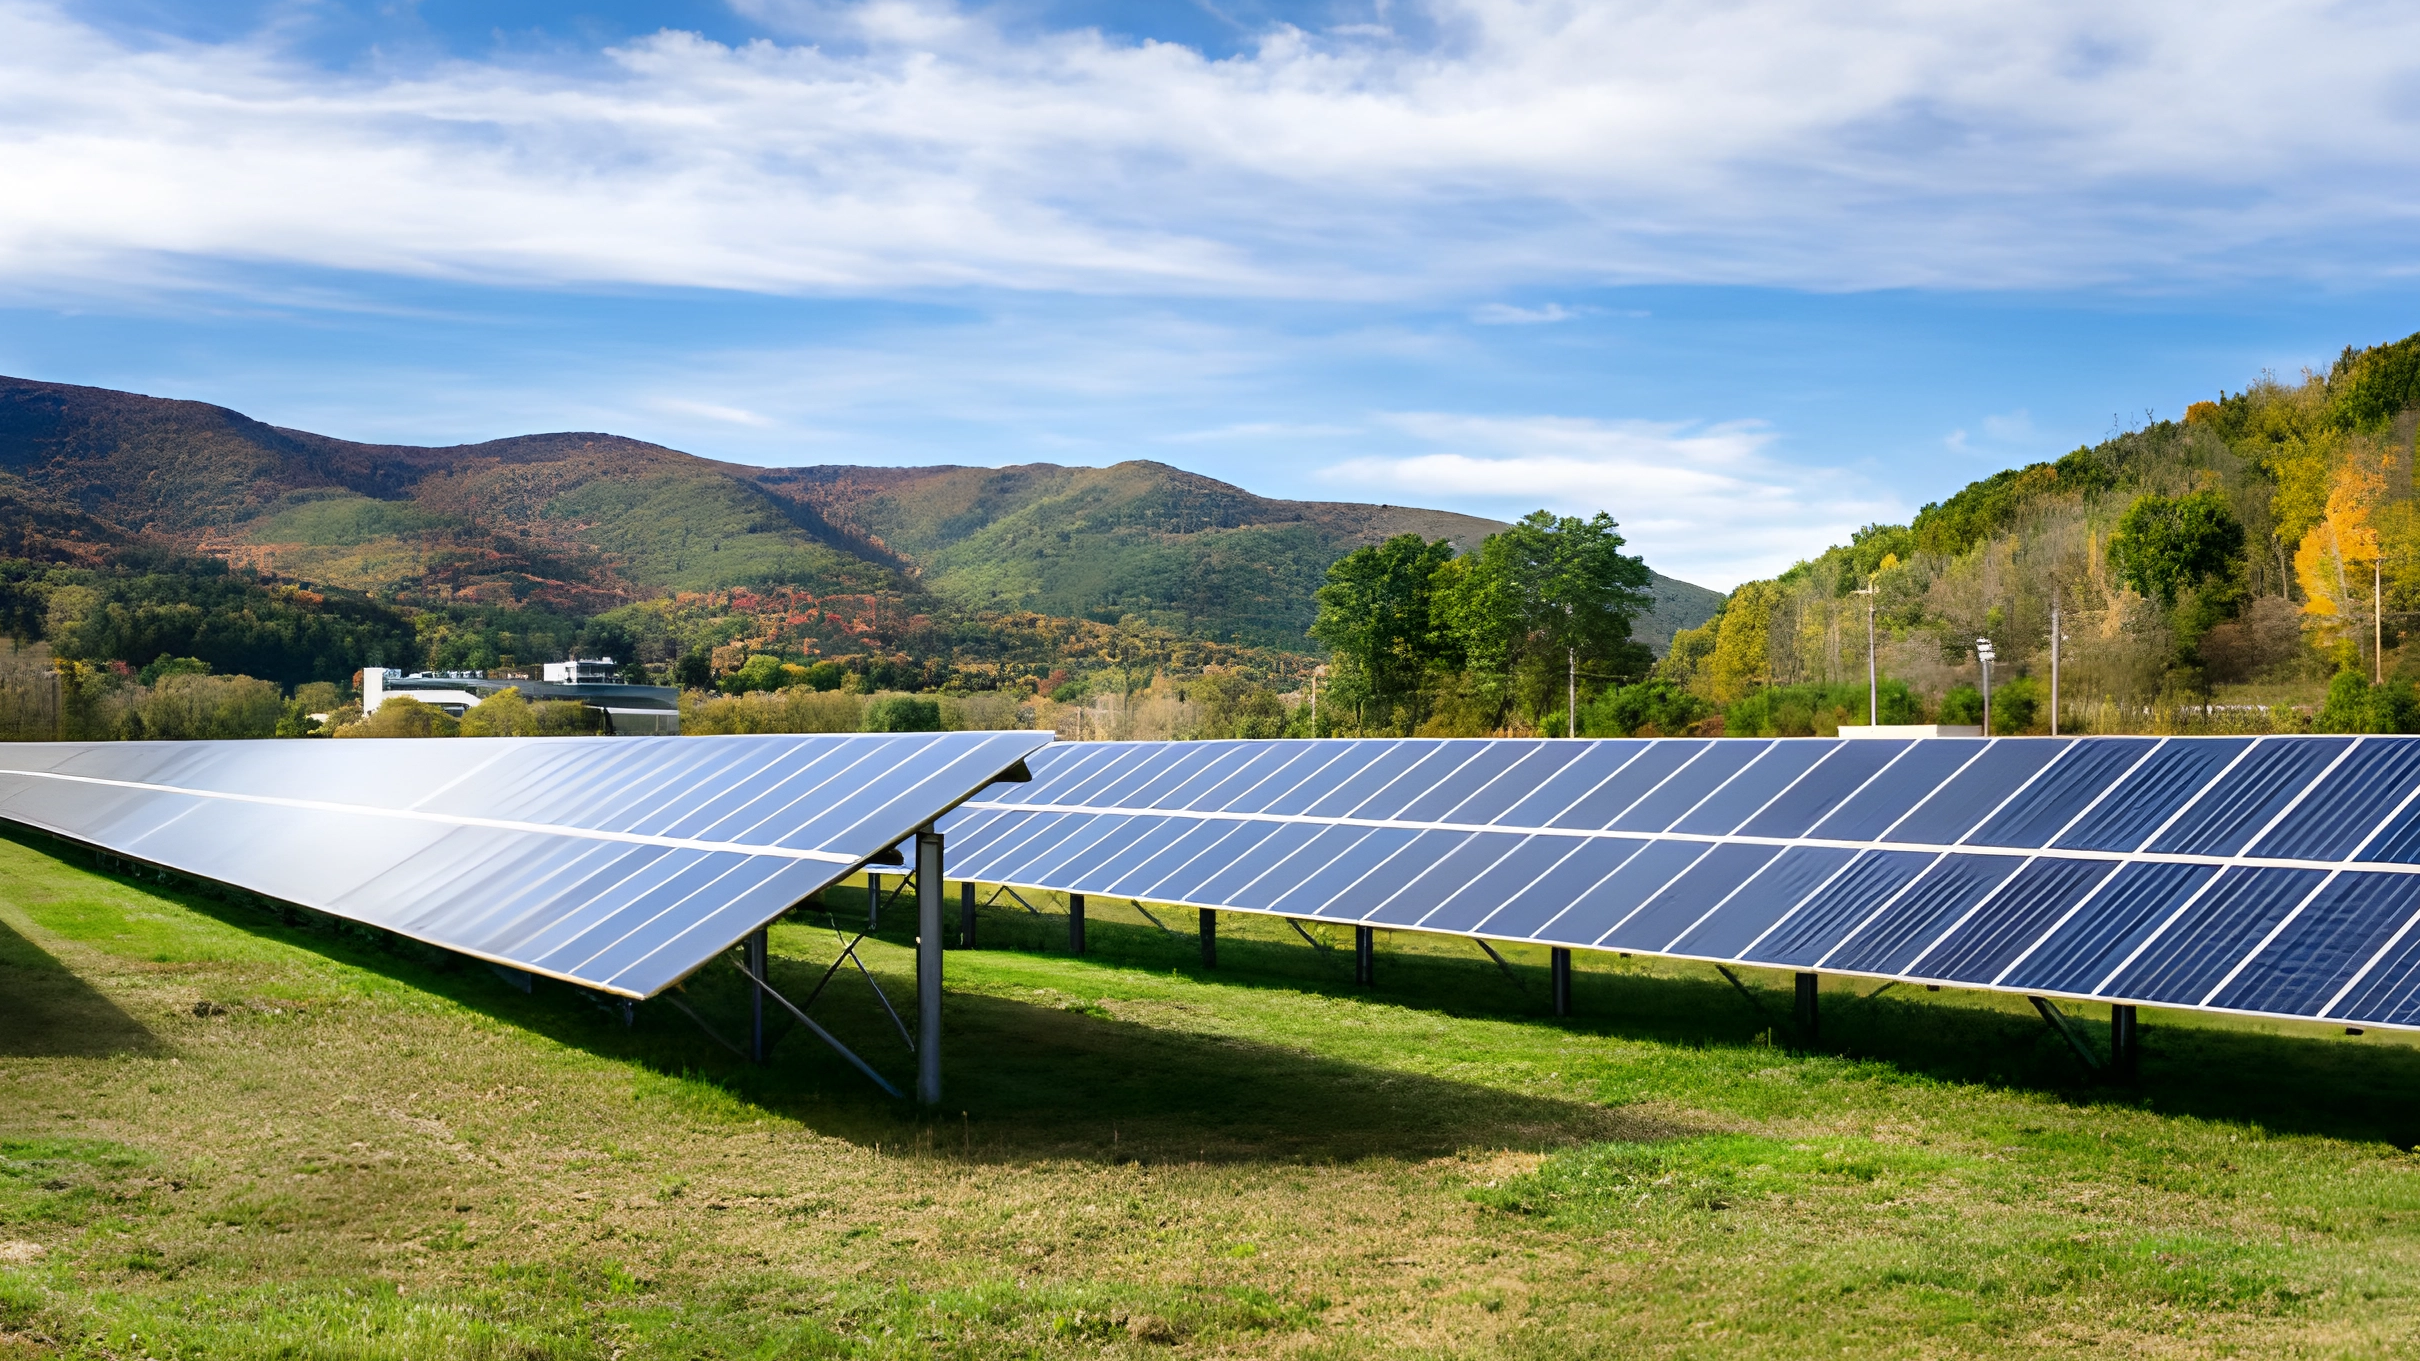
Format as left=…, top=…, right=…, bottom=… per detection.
left=939, top=735, right=2420, bottom=1032
left=0, top=731, right=1052, bottom=998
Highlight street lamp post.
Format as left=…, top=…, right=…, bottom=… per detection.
left=1976, top=637, right=1996, bottom=737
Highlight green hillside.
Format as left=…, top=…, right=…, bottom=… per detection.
left=754, top=461, right=1719, bottom=651
left=1659, top=328, right=2420, bottom=735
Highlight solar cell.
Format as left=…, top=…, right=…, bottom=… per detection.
left=0, top=731, right=1050, bottom=998
left=933, top=735, right=2420, bottom=1034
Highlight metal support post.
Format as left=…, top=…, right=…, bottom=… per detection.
left=747, top=926, right=768, bottom=1063
left=1068, top=892, right=1086, bottom=954
left=1200, top=908, right=1217, bottom=968
left=2111, top=1004, right=2138, bottom=1079
left=916, top=829, right=944, bottom=1106
left=1550, top=947, right=1572, bottom=1017
left=1354, top=924, right=1375, bottom=986
left=866, top=871, right=881, bottom=930
left=960, top=880, right=976, bottom=949
left=1794, top=972, right=1819, bottom=1039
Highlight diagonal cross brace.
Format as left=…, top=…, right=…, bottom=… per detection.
left=733, top=963, right=906, bottom=1099
left=1472, top=938, right=1528, bottom=994
left=2028, top=995, right=2103, bottom=1072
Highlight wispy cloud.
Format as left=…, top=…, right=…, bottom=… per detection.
left=1471, top=303, right=1581, bottom=325
left=1324, top=413, right=1902, bottom=588
left=651, top=397, right=775, bottom=427
left=1158, top=420, right=1362, bottom=443
left=0, top=0, right=2416, bottom=301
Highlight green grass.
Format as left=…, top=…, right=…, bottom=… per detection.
left=8, top=837, right=2420, bottom=1356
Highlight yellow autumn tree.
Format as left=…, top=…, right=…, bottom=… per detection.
left=2295, top=453, right=2387, bottom=662
left=1706, top=580, right=1779, bottom=703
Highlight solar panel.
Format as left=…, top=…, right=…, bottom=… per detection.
left=939, top=735, right=2420, bottom=1031
left=0, top=731, right=1050, bottom=998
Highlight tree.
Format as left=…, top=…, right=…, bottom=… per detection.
left=1432, top=512, right=1654, bottom=723
left=2295, top=455, right=2387, bottom=663
left=2110, top=491, right=2246, bottom=604
left=334, top=695, right=459, bottom=738
left=1308, top=534, right=1458, bottom=732
left=1705, top=580, right=1779, bottom=704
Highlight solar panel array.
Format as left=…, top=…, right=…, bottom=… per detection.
left=0, top=731, right=1050, bottom=998
left=939, top=735, right=2420, bottom=1030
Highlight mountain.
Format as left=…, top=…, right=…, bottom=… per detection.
left=0, top=375, right=1722, bottom=652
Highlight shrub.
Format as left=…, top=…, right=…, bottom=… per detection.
left=864, top=694, right=943, bottom=733
left=334, top=695, right=459, bottom=738
left=682, top=688, right=863, bottom=734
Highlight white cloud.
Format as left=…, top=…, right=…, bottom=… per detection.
left=0, top=0, right=2415, bottom=300
left=1158, top=420, right=1363, bottom=442
left=1324, top=413, right=1902, bottom=588
left=1471, top=303, right=1581, bottom=324
left=651, top=397, right=776, bottom=427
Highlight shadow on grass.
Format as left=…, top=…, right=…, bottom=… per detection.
left=27, top=822, right=2420, bottom=1154
left=965, top=903, right=2420, bottom=1149
left=0, top=913, right=160, bottom=1057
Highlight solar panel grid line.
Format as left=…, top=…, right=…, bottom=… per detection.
left=1684, top=843, right=1875, bottom=961
left=1274, top=741, right=1407, bottom=816
left=581, top=855, right=778, bottom=988
left=1563, top=838, right=1713, bottom=944
left=403, top=742, right=517, bottom=811
left=1414, top=834, right=1561, bottom=931
left=1352, top=742, right=1491, bottom=821
left=1872, top=740, right=1996, bottom=844
left=1128, top=816, right=1262, bottom=902
left=1647, top=739, right=1777, bottom=832
left=1761, top=737, right=1923, bottom=838
left=952, top=792, right=2420, bottom=878
left=2197, top=736, right=2367, bottom=863
left=1596, top=740, right=1718, bottom=830
left=1646, top=839, right=1805, bottom=952
left=1890, top=853, right=2037, bottom=977
left=1809, top=852, right=1952, bottom=970
left=712, top=740, right=898, bottom=845
left=1530, top=740, right=1659, bottom=827
left=1430, top=743, right=1557, bottom=825
left=1352, top=830, right=1484, bottom=923
left=2084, top=862, right=2234, bottom=996
left=1951, top=741, right=2083, bottom=845
left=1, top=766, right=863, bottom=863
left=1163, top=745, right=1266, bottom=813
left=2034, top=737, right=2168, bottom=850
left=639, top=738, right=824, bottom=837
left=1225, top=740, right=1361, bottom=816
left=2319, top=885, right=2420, bottom=1017
left=2338, top=744, right=2420, bottom=862
left=1268, top=813, right=1413, bottom=910
left=2072, top=737, right=2382, bottom=999
left=1490, top=833, right=1664, bottom=939
left=1699, top=739, right=1838, bottom=836
left=2193, top=867, right=2345, bottom=1009
left=2124, top=737, right=2266, bottom=856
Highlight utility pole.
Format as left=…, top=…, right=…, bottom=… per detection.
left=2050, top=586, right=2061, bottom=737
left=1568, top=646, right=1577, bottom=739
left=1976, top=637, right=1996, bottom=736
left=1852, top=579, right=1878, bottom=724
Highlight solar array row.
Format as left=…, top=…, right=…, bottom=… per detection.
left=0, top=731, right=1049, bottom=997
left=940, top=736, right=2420, bottom=1029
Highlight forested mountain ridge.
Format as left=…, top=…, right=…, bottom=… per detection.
left=1659, top=329, right=2420, bottom=735
left=0, top=376, right=1721, bottom=656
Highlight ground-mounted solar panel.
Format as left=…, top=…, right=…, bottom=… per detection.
left=938, top=735, right=2420, bottom=1033
left=0, top=731, right=1050, bottom=998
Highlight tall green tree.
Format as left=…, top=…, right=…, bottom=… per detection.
left=2111, top=490, right=2246, bottom=605
left=1308, top=534, right=1459, bottom=732
left=1433, top=511, right=1654, bottom=723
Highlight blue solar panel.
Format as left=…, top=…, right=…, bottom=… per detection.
left=934, top=735, right=2420, bottom=1032
left=0, top=731, right=1050, bottom=997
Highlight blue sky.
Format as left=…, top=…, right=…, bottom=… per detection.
left=3, top=0, right=2418, bottom=589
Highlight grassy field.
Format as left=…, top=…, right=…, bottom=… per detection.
left=8, top=830, right=2420, bottom=1358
